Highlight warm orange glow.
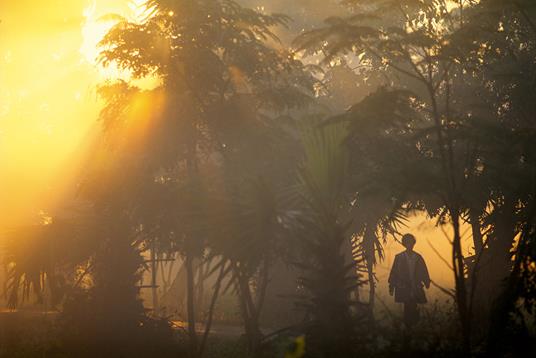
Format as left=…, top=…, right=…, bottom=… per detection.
left=0, top=0, right=154, bottom=229
left=80, top=0, right=153, bottom=81
left=0, top=0, right=468, bottom=301
left=80, top=1, right=120, bottom=74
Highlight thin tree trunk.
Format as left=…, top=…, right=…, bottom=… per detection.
left=243, top=278, right=260, bottom=354
left=236, top=269, right=263, bottom=356
left=184, top=120, right=200, bottom=357
left=236, top=274, right=254, bottom=351
left=185, top=254, right=198, bottom=357
left=151, top=243, right=159, bottom=313
left=254, top=257, right=271, bottom=323
left=469, top=209, right=484, bottom=255
left=367, top=260, right=375, bottom=314
left=489, top=199, right=517, bottom=284
left=199, top=263, right=226, bottom=357
left=429, top=77, right=471, bottom=354
left=196, top=261, right=206, bottom=320
left=467, top=208, right=484, bottom=316
left=487, top=193, right=536, bottom=353
left=364, top=226, right=376, bottom=315
left=451, top=208, right=471, bottom=354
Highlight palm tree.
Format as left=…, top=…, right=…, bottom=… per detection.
left=3, top=214, right=98, bottom=310
left=290, top=120, right=362, bottom=357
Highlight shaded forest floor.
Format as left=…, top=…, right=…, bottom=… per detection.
left=3, top=304, right=534, bottom=358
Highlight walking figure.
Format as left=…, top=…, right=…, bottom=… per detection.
left=388, top=233, right=431, bottom=328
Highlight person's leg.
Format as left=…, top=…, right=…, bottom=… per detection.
left=414, top=303, right=420, bottom=323
left=403, top=302, right=410, bottom=327
left=404, top=302, right=418, bottom=328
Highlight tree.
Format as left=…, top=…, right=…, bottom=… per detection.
left=291, top=121, right=363, bottom=357
left=97, top=1, right=315, bottom=356
left=452, top=0, right=536, bottom=348
left=294, top=0, right=486, bottom=351
left=3, top=214, right=98, bottom=310
left=333, top=88, right=432, bottom=313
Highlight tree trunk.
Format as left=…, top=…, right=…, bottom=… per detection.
left=184, top=121, right=200, bottom=357
left=488, top=200, right=516, bottom=286
left=469, top=209, right=484, bottom=255
left=196, top=261, right=206, bottom=320
left=367, top=260, right=375, bottom=314
left=429, top=79, right=471, bottom=354
left=236, top=269, right=263, bottom=356
left=451, top=207, right=471, bottom=354
left=199, top=263, right=226, bottom=357
left=255, top=258, right=270, bottom=322
left=364, top=225, right=376, bottom=315
left=185, top=254, right=198, bottom=357
left=486, top=204, right=536, bottom=354
left=151, top=243, right=159, bottom=313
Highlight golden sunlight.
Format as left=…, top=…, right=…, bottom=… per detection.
left=80, top=1, right=116, bottom=67
left=2, top=1, right=532, bottom=355
left=80, top=0, right=152, bottom=80
left=0, top=0, right=145, bottom=229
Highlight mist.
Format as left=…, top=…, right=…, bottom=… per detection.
left=1, top=1, right=535, bottom=357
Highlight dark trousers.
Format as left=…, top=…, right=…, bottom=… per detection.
left=403, top=302, right=419, bottom=328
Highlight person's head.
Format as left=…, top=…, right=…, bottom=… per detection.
left=401, top=233, right=416, bottom=251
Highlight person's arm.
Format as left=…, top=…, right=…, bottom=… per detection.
left=388, top=256, right=398, bottom=295
left=421, top=256, right=431, bottom=289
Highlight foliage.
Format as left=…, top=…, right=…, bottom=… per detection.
left=289, top=122, right=365, bottom=357
left=57, top=234, right=180, bottom=357
left=91, top=0, right=317, bottom=356
left=3, top=215, right=98, bottom=309
left=4, top=0, right=536, bottom=357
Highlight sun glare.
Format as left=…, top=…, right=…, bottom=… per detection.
left=80, top=2, right=111, bottom=66
left=80, top=0, right=160, bottom=85
left=0, top=0, right=157, bottom=228
left=80, top=1, right=129, bottom=80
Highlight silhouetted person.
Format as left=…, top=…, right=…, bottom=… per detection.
left=388, top=233, right=430, bottom=328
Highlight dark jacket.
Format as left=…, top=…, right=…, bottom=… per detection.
left=388, top=251, right=430, bottom=304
